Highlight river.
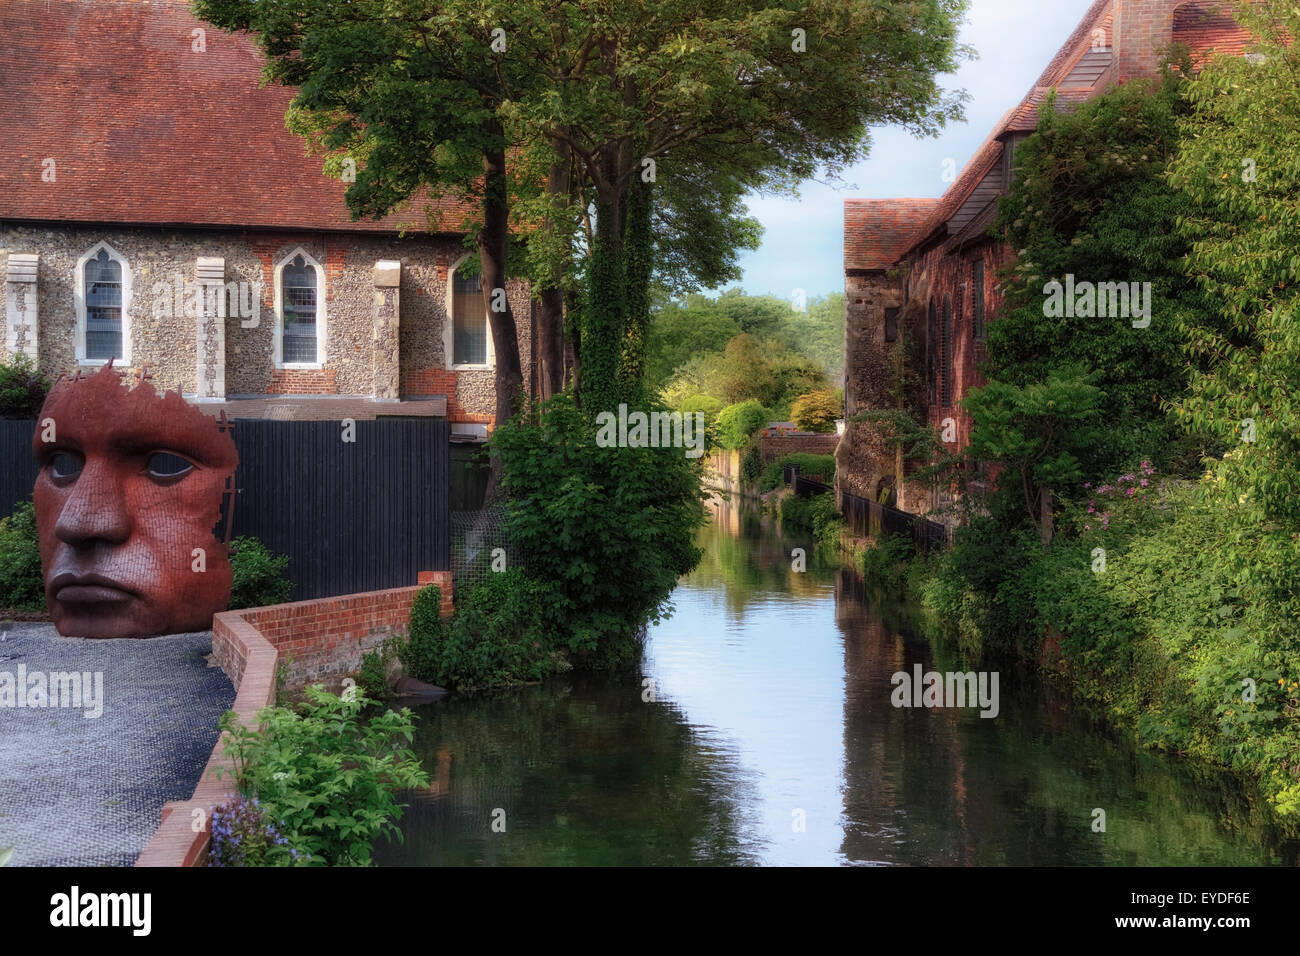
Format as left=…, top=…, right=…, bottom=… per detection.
left=377, top=501, right=1297, bottom=866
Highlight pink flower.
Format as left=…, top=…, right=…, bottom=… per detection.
left=1140, top=479, right=1150, bottom=487
left=1088, top=504, right=1096, bottom=514
left=1085, top=524, right=1092, bottom=531
left=1127, top=488, right=1136, bottom=497
left=1083, top=483, right=1092, bottom=490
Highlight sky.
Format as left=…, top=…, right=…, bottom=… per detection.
left=724, top=0, right=1100, bottom=301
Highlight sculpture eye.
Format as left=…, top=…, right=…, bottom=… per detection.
left=147, top=452, right=194, bottom=480
left=50, top=451, right=84, bottom=481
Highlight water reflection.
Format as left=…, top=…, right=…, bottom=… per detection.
left=380, top=498, right=1297, bottom=866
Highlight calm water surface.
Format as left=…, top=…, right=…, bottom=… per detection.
left=378, top=503, right=1298, bottom=866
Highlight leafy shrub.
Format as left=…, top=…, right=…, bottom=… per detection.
left=780, top=491, right=843, bottom=551
left=716, top=399, right=768, bottom=450
left=357, top=636, right=402, bottom=702
left=679, top=393, right=724, bottom=423
left=399, top=584, right=445, bottom=684
left=404, top=571, right=564, bottom=691
left=0, top=353, right=50, bottom=420
left=741, top=444, right=763, bottom=483
left=229, top=536, right=293, bottom=609
left=209, top=795, right=299, bottom=867
left=854, top=535, right=917, bottom=591
left=0, top=499, right=44, bottom=611
left=217, top=686, right=428, bottom=866
left=759, top=452, right=836, bottom=491
left=790, top=389, right=841, bottom=433
left=492, top=394, right=703, bottom=670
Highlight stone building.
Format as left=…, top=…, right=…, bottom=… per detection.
left=839, top=0, right=1251, bottom=521
left=0, top=0, right=538, bottom=431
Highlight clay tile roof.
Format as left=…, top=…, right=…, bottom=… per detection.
left=901, top=118, right=1008, bottom=255
left=1174, top=2, right=1257, bottom=61
left=887, top=0, right=1117, bottom=260
left=0, top=0, right=474, bottom=234
left=1006, top=86, right=1099, bottom=132
left=844, top=199, right=940, bottom=272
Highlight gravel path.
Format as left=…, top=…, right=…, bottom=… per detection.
left=0, top=622, right=234, bottom=866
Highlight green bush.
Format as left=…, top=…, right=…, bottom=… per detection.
left=740, top=444, right=762, bottom=483
left=679, top=393, right=724, bottom=423
left=399, top=584, right=446, bottom=684
left=357, top=636, right=402, bottom=702
left=401, top=574, right=566, bottom=692
left=759, top=452, right=836, bottom=492
left=0, top=353, right=51, bottom=420
left=854, top=535, right=916, bottom=591
left=716, top=399, right=768, bottom=450
left=492, top=394, right=704, bottom=670
left=229, top=536, right=293, bottom=609
left=0, top=499, right=44, bottom=611
left=780, top=491, right=843, bottom=551
left=217, top=685, right=428, bottom=866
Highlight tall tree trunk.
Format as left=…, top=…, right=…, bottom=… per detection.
left=618, top=173, right=652, bottom=396
left=480, top=131, right=523, bottom=501
left=535, top=140, right=571, bottom=400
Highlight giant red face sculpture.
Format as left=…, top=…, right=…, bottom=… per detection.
left=31, top=365, right=238, bottom=638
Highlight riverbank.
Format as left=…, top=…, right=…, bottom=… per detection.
left=378, top=504, right=1294, bottom=864
left=792, top=480, right=1300, bottom=836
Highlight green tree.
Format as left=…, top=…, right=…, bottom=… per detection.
left=1166, top=0, right=1300, bottom=601
left=962, top=367, right=1106, bottom=533
left=716, top=399, right=769, bottom=450
left=791, top=389, right=841, bottom=433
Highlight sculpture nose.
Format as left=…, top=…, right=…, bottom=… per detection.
left=54, top=459, right=131, bottom=547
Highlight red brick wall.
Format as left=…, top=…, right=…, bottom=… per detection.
left=1116, top=0, right=1184, bottom=81
left=760, top=433, right=840, bottom=463
left=234, top=572, right=454, bottom=688
left=403, top=367, right=494, bottom=425
left=267, top=368, right=338, bottom=395
left=137, top=571, right=456, bottom=867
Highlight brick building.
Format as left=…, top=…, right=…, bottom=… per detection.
left=0, top=0, right=538, bottom=430
left=839, top=0, right=1251, bottom=520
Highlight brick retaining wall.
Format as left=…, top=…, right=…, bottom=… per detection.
left=136, top=571, right=453, bottom=867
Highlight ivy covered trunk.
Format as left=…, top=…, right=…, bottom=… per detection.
left=479, top=130, right=523, bottom=499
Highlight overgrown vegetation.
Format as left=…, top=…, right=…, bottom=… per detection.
left=758, top=453, right=836, bottom=492
left=216, top=686, right=427, bottom=866
left=492, top=395, right=705, bottom=674
left=779, top=491, right=843, bottom=553
left=865, top=17, right=1300, bottom=827
left=0, top=499, right=43, bottom=612
left=0, top=353, right=50, bottom=420
left=229, top=536, right=293, bottom=610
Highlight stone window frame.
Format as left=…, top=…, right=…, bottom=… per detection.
left=272, top=247, right=327, bottom=370
left=444, top=253, right=495, bottom=372
left=74, top=240, right=132, bottom=366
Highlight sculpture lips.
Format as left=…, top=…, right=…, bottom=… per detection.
left=51, top=572, right=138, bottom=604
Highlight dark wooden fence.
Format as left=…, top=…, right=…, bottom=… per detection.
left=787, top=465, right=949, bottom=554
left=0, top=420, right=39, bottom=517
left=841, top=489, right=949, bottom=554
left=1, top=417, right=451, bottom=601
left=230, top=419, right=449, bottom=600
